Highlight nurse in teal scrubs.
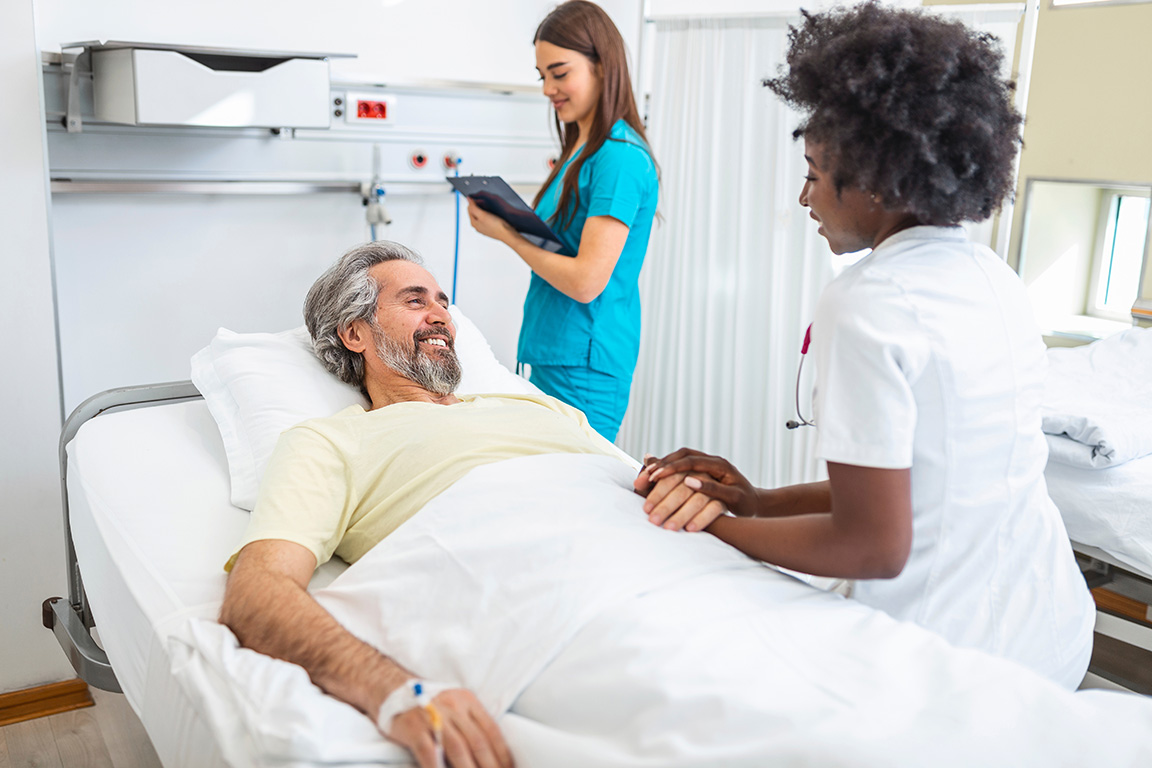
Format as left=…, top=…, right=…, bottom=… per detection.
left=466, top=0, right=659, bottom=441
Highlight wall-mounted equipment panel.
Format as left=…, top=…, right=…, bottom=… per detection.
left=69, top=42, right=352, bottom=129
left=42, top=58, right=555, bottom=188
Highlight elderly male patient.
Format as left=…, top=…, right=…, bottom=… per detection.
left=219, top=241, right=627, bottom=768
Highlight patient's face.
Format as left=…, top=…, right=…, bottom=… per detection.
left=368, top=261, right=461, bottom=395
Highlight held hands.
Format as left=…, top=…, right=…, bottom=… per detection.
left=381, top=683, right=514, bottom=768
left=633, top=448, right=759, bottom=531
left=466, top=199, right=517, bottom=244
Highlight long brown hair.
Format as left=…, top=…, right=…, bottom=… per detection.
left=532, top=1, right=653, bottom=231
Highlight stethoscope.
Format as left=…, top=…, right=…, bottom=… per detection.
left=785, top=323, right=816, bottom=430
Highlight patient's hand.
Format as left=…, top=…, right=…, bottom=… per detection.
left=632, top=453, right=661, bottom=497
left=388, top=688, right=514, bottom=768
left=639, top=448, right=760, bottom=531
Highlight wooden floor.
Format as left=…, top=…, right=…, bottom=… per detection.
left=0, top=687, right=161, bottom=768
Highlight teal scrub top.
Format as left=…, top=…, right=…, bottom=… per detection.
left=517, top=120, right=659, bottom=379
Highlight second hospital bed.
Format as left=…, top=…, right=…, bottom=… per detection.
left=1040, top=326, right=1152, bottom=695
left=46, top=311, right=1152, bottom=767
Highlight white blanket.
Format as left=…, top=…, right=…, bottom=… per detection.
left=1043, top=327, right=1152, bottom=468
left=1047, top=455, right=1152, bottom=577
left=172, top=454, right=1152, bottom=767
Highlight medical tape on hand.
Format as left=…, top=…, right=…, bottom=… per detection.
left=376, top=678, right=450, bottom=735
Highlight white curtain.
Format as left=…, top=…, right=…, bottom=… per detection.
left=618, top=16, right=833, bottom=488
left=619, top=8, right=1026, bottom=488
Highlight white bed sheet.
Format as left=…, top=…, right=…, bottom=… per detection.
left=67, top=399, right=349, bottom=768
left=1046, top=453, right=1152, bottom=578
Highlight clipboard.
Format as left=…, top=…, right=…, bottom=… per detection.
left=448, top=175, right=572, bottom=256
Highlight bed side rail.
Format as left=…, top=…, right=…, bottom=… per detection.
left=44, top=380, right=203, bottom=692
left=1075, top=547, right=1152, bottom=606
left=1074, top=544, right=1152, bottom=695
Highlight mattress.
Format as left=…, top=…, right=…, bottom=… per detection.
left=67, top=398, right=347, bottom=768
left=1046, top=455, right=1152, bottom=578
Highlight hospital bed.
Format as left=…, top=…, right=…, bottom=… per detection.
left=45, top=313, right=1152, bottom=767
left=1040, top=326, right=1152, bottom=695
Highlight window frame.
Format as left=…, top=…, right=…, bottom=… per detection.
left=1016, top=177, right=1152, bottom=340
left=1051, top=0, right=1152, bottom=9
left=1086, top=188, right=1152, bottom=322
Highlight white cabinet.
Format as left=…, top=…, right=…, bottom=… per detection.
left=87, top=44, right=341, bottom=129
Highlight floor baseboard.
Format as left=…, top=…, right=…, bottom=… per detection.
left=0, top=679, right=94, bottom=727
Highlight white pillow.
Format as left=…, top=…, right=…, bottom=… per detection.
left=191, top=305, right=539, bottom=510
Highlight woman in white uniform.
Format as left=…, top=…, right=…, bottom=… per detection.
left=635, top=1, right=1094, bottom=688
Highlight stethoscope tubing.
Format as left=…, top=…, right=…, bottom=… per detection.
left=787, top=323, right=816, bottom=430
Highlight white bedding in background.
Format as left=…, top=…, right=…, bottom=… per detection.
left=174, top=453, right=1152, bottom=768
left=1046, top=450, right=1152, bottom=577
left=1042, top=327, right=1152, bottom=468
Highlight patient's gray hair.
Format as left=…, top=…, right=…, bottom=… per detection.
left=304, top=241, right=424, bottom=389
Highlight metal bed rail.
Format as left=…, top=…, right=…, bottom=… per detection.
left=1073, top=542, right=1152, bottom=695
left=43, top=380, right=203, bottom=692
left=1075, top=544, right=1152, bottom=607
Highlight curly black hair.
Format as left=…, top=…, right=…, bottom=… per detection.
left=764, top=2, right=1023, bottom=224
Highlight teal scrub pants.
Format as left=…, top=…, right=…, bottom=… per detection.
left=527, top=364, right=632, bottom=442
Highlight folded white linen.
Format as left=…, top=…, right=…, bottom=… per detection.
left=1042, top=327, right=1152, bottom=468
left=172, top=453, right=1152, bottom=767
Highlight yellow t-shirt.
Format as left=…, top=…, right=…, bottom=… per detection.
left=226, top=393, right=627, bottom=570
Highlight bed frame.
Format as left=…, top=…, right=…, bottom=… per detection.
left=42, top=380, right=203, bottom=693
left=1073, top=543, right=1152, bottom=695
left=1077, top=544, right=1152, bottom=603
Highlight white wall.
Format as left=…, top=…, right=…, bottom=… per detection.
left=1017, top=181, right=1101, bottom=321
left=3, top=0, right=643, bottom=695
left=48, top=190, right=539, bottom=410
left=0, top=0, right=73, bottom=692
left=34, top=0, right=642, bottom=88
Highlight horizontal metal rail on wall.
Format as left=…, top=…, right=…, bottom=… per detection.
left=49, top=178, right=543, bottom=195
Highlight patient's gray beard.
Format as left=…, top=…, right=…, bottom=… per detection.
left=373, top=326, right=462, bottom=396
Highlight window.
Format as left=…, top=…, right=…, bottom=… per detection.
left=1088, top=193, right=1150, bottom=321
left=1017, top=179, right=1152, bottom=341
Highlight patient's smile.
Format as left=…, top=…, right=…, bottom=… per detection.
left=416, top=336, right=453, bottom=355
left=413, top=327, right=454, bottom=353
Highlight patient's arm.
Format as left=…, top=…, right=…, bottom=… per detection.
left=221, top=539, right=513, bottom=768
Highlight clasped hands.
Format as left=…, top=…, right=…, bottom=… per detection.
left=633, top=448, right=758, bottom=531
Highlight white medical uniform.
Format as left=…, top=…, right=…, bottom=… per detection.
left=811, top=225, right=1094, bottom=688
